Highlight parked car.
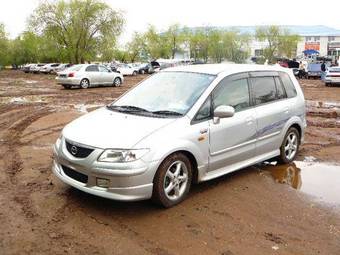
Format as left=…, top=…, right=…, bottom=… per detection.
left=30, top=63, right=46, bottom=73
left=22, top=64, right=35, bottom=73
left=55, top=64, right=123, bottom=89
left=52, top=64, right=306, bottom=207
left=116, top=63, right=138, bottom=76
left=325, top=66, right=340, bottom=86
left=306, top=62, right=330, bottom=79
left=55, top=63, right=72, bottom=73
left=40, top=63, right=61, bottom=74
left=137, top=63, right=151, bottom=74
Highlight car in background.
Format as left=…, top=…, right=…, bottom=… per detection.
left=55, top=63, right=72, bottom=73
left=22, top=64, right=35, bottom=73
left=116, top=63, right=138, bottom=76
left=40, top=63, right=61, bottom=74
left=56, top=64, right=123, bottom=89
left=52, top=64, right=306, bottom=207
left=30, top=63, right=46, bottom=73
left=325, top=66, right=340, bottom=86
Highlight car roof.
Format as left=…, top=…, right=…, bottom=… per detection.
left=163, top=64, right=290, bottom=76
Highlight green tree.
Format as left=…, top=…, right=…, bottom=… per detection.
left=165, top=23, right=184, bottom=59
left=29, top=0, right=124, bottom=63
left=0, top=23, right=10, bottom=66
left=256, top=25, right=300, bottom=63
left=126, top=32, right=147, bottom=62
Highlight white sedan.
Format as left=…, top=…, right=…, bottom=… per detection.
left=56, top=64, right=124, bottom=89
left=116, top=64, right=138, bottom=76
left=325, top=67, right=340, bottom=86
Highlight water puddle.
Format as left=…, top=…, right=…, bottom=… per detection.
left=259, top=161, right=340, bottom=206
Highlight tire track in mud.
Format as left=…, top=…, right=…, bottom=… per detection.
left=1, top=106, right=54, bottom=220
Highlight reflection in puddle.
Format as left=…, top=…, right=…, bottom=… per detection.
left=260, top=161, right=340, bottom=205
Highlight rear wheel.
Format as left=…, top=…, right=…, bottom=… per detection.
left=80, top=78, right=89, bottom=89
left=277, top=127, right=300, bottom=164
left=113, top=77, right=122, bottom=87
left=133, top=71, right=137, bottom=76
left=152, top=153, right=192, bottom=208
left=140, top=69, right=145, bottom=74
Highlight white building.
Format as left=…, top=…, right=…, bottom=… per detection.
left=243, top=25, right=340, bottom=58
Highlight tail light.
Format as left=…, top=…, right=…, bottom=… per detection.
left=68, top=72, right=75, bottom=77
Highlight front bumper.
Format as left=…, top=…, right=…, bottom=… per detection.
left=52, top=138, right=157, bottom=201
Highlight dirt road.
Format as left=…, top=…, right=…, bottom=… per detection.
left=0, top=70, right=339, bottom=255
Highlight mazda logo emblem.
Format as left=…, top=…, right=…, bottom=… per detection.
left=71, top=145, right=78, bottom=155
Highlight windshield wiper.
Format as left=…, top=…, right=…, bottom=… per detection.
left=106, top=105, right=150, bottom=113
left=152, top=110, right=183, bottom=116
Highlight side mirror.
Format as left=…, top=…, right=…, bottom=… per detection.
left=213, top=105, right=235, bottom=124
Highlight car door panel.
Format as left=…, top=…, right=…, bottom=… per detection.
left=209, top=109, right=256, bottom=171
left=249, top=74, right=293, bottom=156
left=207, top=74, right=257, bottom=172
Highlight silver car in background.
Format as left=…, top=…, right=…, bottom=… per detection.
left=53, top=64, right=306, bottom=207
left=56, top=64, right=124, bottom=89
left=325, top=66, right=340, bottom=86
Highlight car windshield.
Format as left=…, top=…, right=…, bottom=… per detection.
left=110, top=71, right=215, bottom=116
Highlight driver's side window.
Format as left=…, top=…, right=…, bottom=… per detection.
left=212, top=78, right=250, bottom=112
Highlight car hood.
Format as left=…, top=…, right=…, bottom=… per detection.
left=62, top=107, right=177, bottom=149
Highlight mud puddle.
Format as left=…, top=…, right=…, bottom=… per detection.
left=259, top=161, right=340, bottom=206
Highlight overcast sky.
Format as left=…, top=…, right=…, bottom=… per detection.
left=1, top=0, right=340, bottom=44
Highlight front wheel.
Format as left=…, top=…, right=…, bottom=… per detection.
left=132, top=71, right=137, bottom=76
left=152, top=153, right=192, bottom=208
left=277, top=127, right=300, bottom=164
left=113, top=77, right=122, bottom=87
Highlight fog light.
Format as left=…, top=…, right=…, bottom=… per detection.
left=96, top=178, right=110, bottom=188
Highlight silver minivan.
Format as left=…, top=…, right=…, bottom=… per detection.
left=53, top=64, right=306, bottom=207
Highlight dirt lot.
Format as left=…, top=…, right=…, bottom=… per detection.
left=0, top=70, right=339, bottom=255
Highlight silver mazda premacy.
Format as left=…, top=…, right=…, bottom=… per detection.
left=53, top=64, right=306, bottom=207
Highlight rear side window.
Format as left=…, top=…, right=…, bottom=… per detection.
left=86, top=65, right=99, bottom=72
left=213, top=78, right=250, bottom=112
left=274, top=77, right=287, bottom=99
left=251, top=77, right=277, bottom=105
left=279, top=72, right=297, bottom=98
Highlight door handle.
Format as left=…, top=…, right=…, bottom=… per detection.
left=200, top=128, right=208, bottom=134
left=245, top=116, right=254, bottom=125
left=283, top=107, right=290, bottom=114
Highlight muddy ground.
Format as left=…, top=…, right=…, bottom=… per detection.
left=0, top=70, right=339, bottom=255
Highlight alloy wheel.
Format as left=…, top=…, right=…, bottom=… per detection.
left=163, top=160, right=189, bottom=201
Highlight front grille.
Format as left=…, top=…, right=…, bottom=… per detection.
left=65, top=140, right=94, bottom=158
left=62, top=165, right=88, bottom=184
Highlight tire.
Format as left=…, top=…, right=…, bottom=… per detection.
left=62, top=85, right=71, bottom=89
left=80, top=78, right=90, bottom=89
left=113, top=77, right=122, bottom=87
left=133, top=71, right=137, bottom=76
left=140, top=69, right=145, bottom=74
left=277, top=127, right=300, bottom=164
left=152, top=153, right=192, bottom=208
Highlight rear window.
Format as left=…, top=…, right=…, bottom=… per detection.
left=279, top=72, right=297, bottom=98
left=85, top=65, right=99, bottom=72
left=251, top=77, right=277, bottom=105
left=68, top=65, right=83, bottom=71
left=330, top=68, right=340, bottom=72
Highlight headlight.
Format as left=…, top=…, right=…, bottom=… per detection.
left=98, top=149, right=149, bottom=163
left=55, top=133, right=63, bottom=148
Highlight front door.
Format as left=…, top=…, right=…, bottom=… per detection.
left=208, top=74, right=257, bottom=171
